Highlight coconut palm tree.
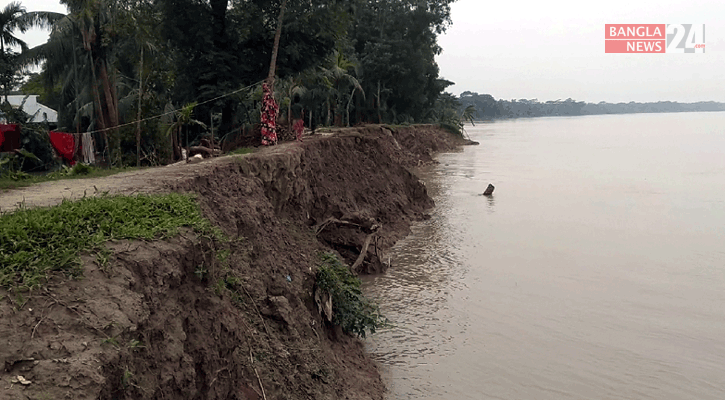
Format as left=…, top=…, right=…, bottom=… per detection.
left=266, top=0, right=288, bottom=86
left=260, top=0, right=288, bottom=145
left=276, top=75, right=306, bottom=127
left=165, top=102, right=206, bottom=161
left=461, top=105, right=478, bottom=126
left=0, top=2, right=63, bottom=101
left=24, top=0, right=134, bottom=164
left=0, top=2, right=63, bottom=53
left=320, top=50, right=363, bottom=127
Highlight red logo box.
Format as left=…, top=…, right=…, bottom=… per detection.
left=605, top=40, right=666, bottom=53
left=605, top=24, right=665, bottom=39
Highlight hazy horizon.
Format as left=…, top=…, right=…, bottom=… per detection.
left=12, top=0, right=725, bottom=104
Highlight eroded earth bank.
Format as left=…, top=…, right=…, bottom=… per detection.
left=0, top=125, right=465, bottom=400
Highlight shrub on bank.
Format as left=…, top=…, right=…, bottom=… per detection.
left=314, top=252, right=386, bottom=338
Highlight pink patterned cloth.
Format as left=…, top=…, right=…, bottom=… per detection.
left=260, top=82, right=278, bottom=145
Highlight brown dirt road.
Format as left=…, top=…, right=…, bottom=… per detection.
left=0, top=154, right=245, bottom=213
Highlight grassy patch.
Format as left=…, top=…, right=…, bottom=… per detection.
left=315, top=252, right=387, bottom=338
left=0, top=193, right=219, bottom=291
left=0, top=165, right=139, bottom=191
left=227, top=147, right=254, bottom=156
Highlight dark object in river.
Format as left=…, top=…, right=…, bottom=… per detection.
left=483, top=184, right=495, bottom=196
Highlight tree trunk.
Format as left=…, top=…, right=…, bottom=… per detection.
left=171, top=127, right=180, bottom=161
left=346, top=86, right=356, bottom=127
left=88, top=52, right=109, bottom=162
left=72, top=36, right=80, bottom=135
left=99, top=61, right=119, bottom=165
left=136, top=46, right=143, bottom=167
left=266, top=0, right=288, bottom=86
left=210, top=109, right=214, bottom=158
left=1, top=41, right=7, bottom=103
left=377, top=81, right=382, bottom=124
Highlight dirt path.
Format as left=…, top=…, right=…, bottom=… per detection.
left=1, top=162, right=199, bottom=212
left=0, top=145, right=299, bottom=213
left=0, top=125, right=438, bottom=213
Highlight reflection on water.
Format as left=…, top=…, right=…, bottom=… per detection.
left=363, top=112, right=725, bottom=400
left=485, top=194, right=495, bottom=213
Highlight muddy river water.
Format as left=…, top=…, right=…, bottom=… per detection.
left=363, top=112, right=725, bottom=399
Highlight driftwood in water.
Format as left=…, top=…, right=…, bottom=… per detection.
left=483, top=183, right=495, bottom=196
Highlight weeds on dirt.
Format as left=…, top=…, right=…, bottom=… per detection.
left=210, top=261, right=246, bottom=307
left=0, top=193, right=220, bottom=291
left=95, top=248, right=112, bottom=271
left=194, top=265, right=209, bottom=280
left=128, top=339, right=145, bottom=351
left=314, top=252, right=387, bottom=338
left=101, top=336, right=121, bottom=348
left=121, top=368, right=134, bottom=390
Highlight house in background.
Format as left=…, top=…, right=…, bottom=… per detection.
left=3, top=95, right=58, bottom=123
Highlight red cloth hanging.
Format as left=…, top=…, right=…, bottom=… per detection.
left=49, top=131, right=76, bottom=165
left=0, top=124, right=21, bottom=152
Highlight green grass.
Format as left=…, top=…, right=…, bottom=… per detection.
left=0, top=193, right=219, bottom=291
left=0, top=165, right=139, bottom=191
left=227, top=147, right=254, bottom=156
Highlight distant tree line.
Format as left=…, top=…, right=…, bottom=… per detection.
left=458, top=91, right=725, bottom=120
left=1, top=0, right=460, bottom=168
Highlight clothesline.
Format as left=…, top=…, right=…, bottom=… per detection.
left=83, top=80, right=266, bottom=136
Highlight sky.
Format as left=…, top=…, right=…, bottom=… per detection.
left=436, top=0, right=725, bottom=103
left=10, top=0, right=725, bottom=103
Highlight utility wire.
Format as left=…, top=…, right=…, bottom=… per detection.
left=83, top=80, right=265, bottom=135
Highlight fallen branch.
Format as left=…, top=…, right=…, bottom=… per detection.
left=351, top=233, right=376, bottom=272
left=314, top=217, right=363, bottom=236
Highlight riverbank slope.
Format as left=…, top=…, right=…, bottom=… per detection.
left=0, top=125, right=465, bottom=400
